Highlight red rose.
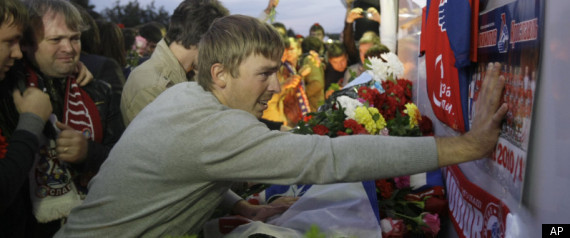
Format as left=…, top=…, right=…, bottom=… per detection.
left=382, top=96, right=399, bottom=120
left=419, top=115, right=434, bottom=136
left=358, top=86, right=381, bottom=106
left=357, top=86, right=369, bottom=99
left=381, top=218, right=406, bottom=238
left=397, top=78, right=413, bottom=100
left=421, top=213, right=441, bottom=237
left=336, top=131, right=348, bottom=136
left=373, top=93, right=387, bottom=112
left=303, top=115, right=313, bottom=123
left=355, top=126, right=368, bottom=134
left=375, top=179, right=394, bottom=199
left=344, top=119, right=359, bottom=128
left=382, top=80, right=395, bottom=92
left=344, top=119, right=368, bottom=135
left=391, top=84, right=405, bottom=102
left=312, top=124, right=329, bottom=135
left=424, top=197, right=448, bottom=218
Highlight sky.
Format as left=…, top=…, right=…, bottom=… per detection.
left=92, top=0, right=348, bottom=35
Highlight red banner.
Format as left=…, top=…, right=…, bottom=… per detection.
left=444, top=165, right=511, bottom=238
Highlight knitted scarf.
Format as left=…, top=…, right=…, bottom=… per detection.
left=25, top=67, right=102, bottom=223
left=282, top=62, right=310, bottom=126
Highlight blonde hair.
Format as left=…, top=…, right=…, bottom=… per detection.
left=359, top=31, right=380, bottom=45
left=197, top=15, right=285, bottom=91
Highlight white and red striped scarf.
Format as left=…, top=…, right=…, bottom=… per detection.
left=62, top=78, right=102, bottom=143
left=27, top=74, right=102, bottom=223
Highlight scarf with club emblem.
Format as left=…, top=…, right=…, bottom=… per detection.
left=25, top=66, right=102, bottom=223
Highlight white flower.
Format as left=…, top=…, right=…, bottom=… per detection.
left=368, top=57, right=389, bottom=82
left=382, top=52, right=404, bottom=78
left=336, top=95, right=363, bottom=120
left=365, top=52, right=404, bottom=82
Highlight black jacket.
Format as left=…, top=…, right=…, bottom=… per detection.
left=73, top=77, right=125, bottom=188
left=0, top=130, right=39, bottom=238
left=80, top=53, right=125, bottom=97
left=0, top=60, right=125, bottom=237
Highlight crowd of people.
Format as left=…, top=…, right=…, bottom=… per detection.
left=0, top=0, right=508, bottom=237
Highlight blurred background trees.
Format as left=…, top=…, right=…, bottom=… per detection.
left=70, top=0, right=170, bottom=28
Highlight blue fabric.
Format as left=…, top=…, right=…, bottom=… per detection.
left=445, top=0, right=472, bottom=68
left=362, top=181, right=380, bottom=223
left=460, top=68, right=471, bottom=131
left=412, top=169, right=445, bottom=192
left=427, top=0, right=473, bottom=131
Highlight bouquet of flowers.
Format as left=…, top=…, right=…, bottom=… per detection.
left=293, top=52, right=431, bottom=138
left=292, top=52, right=445, bottom=237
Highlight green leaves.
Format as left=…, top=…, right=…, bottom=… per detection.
left=293, top=104, right=347, bottom=137
left=387, top=111, right=421, bottom=137
left=304, top=225, right=326, bottom=238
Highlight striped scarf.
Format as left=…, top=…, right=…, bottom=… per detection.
left=26, top=67, right=102, bottom=223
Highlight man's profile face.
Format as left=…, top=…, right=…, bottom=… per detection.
left=221, top=54, right=281, bottom=119
left=33, top=11, right=81, bottom=78
left=0, top=19, right=23, bottom=80
left=329, top=54, right=348, bottom=72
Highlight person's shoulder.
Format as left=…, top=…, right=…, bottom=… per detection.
left=164, top=81, right=203, bottom=95
left=83, top=77, right=111, bottom=89
left=82, top=79, right=112, bottom=101
left=347, top=63, right=360, bottom=69
left=124, top=60, right=164, bottom=89
left=144, top=82, right=220, bottom=117
left=100, top=56, right=122, bottom=69
left=80, top=53, right=106, bottom=66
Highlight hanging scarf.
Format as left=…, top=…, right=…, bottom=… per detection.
left=284, top=62, right=310, bottom=116
left=25, top=66, right=103, bottom=223
left=282, top=62, right=311, bottom=126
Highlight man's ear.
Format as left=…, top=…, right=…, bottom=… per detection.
left=211, top=63, right=227, bottom=88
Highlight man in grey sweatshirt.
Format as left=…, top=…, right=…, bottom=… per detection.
left=56, top=15, right=507, bottom=237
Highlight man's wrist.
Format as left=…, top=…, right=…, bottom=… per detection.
left=435, top=133, right=483, bottom=167
left=231, top=200, right=252, bottom=217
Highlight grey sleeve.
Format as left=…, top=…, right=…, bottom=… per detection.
left=15, top=113, right=45, bottom=139
left=195, top=114, right=439, bottom=185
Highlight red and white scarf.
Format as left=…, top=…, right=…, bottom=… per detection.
left=27, top=74, right=102, bottom=222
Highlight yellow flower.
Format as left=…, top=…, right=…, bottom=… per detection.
left=376, top=113, right=387, bottom=130
left=368, top=107, right=386, bottom=131
left=355, top=106, right=377, bottom=134
left=354, top=106, right=387, bottom=134
left=404, top=103, right=421, bottom=127
left=367, top=107, right=380, bottom=115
